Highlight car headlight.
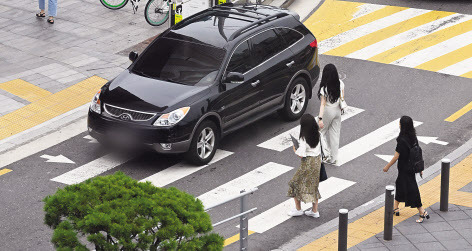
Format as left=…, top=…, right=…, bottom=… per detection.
left=90, top=90, right=101, bottom=114
left=153, top=107, right=190, bottom=126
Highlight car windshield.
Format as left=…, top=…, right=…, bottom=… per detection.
left=132, top=37, right=226, bottom=86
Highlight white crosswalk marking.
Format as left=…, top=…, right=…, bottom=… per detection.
left=319, top=8, right=431, bottom=54
left=51, top=153, right=134, bottom=185
left=140, top=150, right=233, bottom=187
left=438, top=57, right=472, bottom=76
left=336, top=119, right=422, bottom=166
left=346, top=14, right=472, bottom=60
left=351, top=4, right=386, bottom=20
left=240, top=177, right=356, bottom=233
left=257, top=106, right=364, bottom=152
left=392, top=30, right=472, bottom=68
left=198, top=162, right=293, bottom=208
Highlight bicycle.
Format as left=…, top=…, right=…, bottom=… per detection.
left=100, top=0, right=172, bottom=26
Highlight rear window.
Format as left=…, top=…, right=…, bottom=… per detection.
left=132, top=38, right=226, bottom=86
left=277, top=28, right=303, bottom=46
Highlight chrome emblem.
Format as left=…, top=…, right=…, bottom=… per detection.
left=119, top=113, right=132, bottom=121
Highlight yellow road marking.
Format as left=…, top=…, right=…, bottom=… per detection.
left=0, top=76, right=107, bottom=140
left=299, top=152, right=472, bottom=250
left=224, top=231, right=255, bottom=247
left=369, top=18, right=472, bottom=64
left=461, top=71, right=472, bottom=78
left=304, top=1, right=407, bottom=43
left=0, top=169, right=12, bottom=176
left=445, top=101, right=472, bottom=122
left=324, top=11, right=455, bottom=57
left=0, top=79, right=52, bottom=102
left=415, top=43, right=472, bottom=72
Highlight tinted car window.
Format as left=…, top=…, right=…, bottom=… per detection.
left=227, top=41, right=254, bottom=74
left=277, top=28, right=303, bottom=46
left=250, top=29, right=286, bottom=66
left=132, top=38, right=226, bottom=86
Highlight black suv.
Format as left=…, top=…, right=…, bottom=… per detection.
left=88, top=4, right=320, bottom=165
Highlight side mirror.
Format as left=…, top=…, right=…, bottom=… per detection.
left=224, top=72, right=244, bottom=84
left=129, top=51, right=138, bottom=63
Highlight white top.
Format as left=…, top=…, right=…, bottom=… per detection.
left=295, top=132, right=330, bottom=158
left=320, top=80, right=345, bottom=107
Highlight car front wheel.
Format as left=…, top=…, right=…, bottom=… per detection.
left=185, top=120, right=219, bottom=165
left=278, top=77, right=309, bottom=121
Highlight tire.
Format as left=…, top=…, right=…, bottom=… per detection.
left=100, top=0, right=129, bottom=10
left=278, top=77, right=309, bottom=121
left=145, top=0, right=170, bottom=26
left=185, top=120, right=219, bottom=166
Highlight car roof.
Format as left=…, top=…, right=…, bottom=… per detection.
left=163, top=4, right=298, bottom=48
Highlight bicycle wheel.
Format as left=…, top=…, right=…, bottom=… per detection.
left=145, top=0, right=170, bottom=26
left=100, top=0, right=129, bottom=10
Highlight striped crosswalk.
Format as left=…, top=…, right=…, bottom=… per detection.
left=305, top=0, right=472, bottom=79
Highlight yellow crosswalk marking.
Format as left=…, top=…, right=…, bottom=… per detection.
left=416, top=43, right=472, bottom=72
left=0, top=168, right=12, bottom=176
left=368, top=19, right=472, bottom=64
left=445, top=101, right=472, bottom=122
left=324, top=11, right=455, bottom=57
left=0, top=79, right=52, bottom=102
left=462, top=71, right=472, bottom=78
left=224, top=231, right=255, bottom=247
left=304, top=1, right=407, bottom=42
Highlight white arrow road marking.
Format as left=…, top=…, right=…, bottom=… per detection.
left=375, top=154, right=394, bottom=162
left=417, top=136, right=449, bottom=146
left=83, top=135, right=98, bottom=143
left=258, top=106, right=364, bottom=152
left=141, top=150, right=233, bottom=187
left=239, top=177, right=355, bottom=233
left=336, top=119, right=422, bottom=166
left=198, top=162, right=293, bottom=209
left=41, top=154, right=75, bottom=164
left=51, top=153, right=134, bottom=185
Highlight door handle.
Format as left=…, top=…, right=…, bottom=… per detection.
left=286, top=61, right=295, bottom=67
left=251, top=80, right=260, bottom=87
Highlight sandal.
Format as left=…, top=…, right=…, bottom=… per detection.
left=393, top=208, right=400, bottom=216
left=416, top=211, right=430, bottom=223
left=36, top=12, right=46, bottom=18
left=47, top=17, right=54, bottom=24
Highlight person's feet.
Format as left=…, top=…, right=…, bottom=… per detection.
left=36, top=11, right=46, bottom=17
left=47, top=17, right=54, bottom=24
left=287, top=209, right=304, bottom=217
left=416, top=210, right=430, bottom=223
left=305, top=210, right=320, bottom=218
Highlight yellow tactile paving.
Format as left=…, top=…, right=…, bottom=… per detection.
left=0, top=76, right=107, bottom=141
left=0, top=168, right=12, bottom=176
left=324, top=10, right=455, bottom=57
left=445, top=100, right=472, bottom=122
left=224, top=231, right=255, bottom=247
left=0, top=79, right=52, bottom=102
left=299, top=153, right=472, bottom=250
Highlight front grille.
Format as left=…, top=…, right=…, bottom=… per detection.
left=104, top=104, right=156, bottom=121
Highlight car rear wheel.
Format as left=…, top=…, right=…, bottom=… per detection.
left=185, top=120, right=219, bottom=165
left=278, top=77, right=309, bottom=121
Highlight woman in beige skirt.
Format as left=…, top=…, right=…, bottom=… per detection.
left=288, top=114, right=325, bottom=218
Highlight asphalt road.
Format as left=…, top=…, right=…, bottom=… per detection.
left=1, top=0, right=472, bottom=250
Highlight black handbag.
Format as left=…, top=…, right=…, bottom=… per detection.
left=319, top=134, right=328, bottom=182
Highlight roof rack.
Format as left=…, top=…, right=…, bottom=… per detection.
left=212, top=5, right=270, bottom=17
left=211, top=9, right=264, bottom=20
left=228, top=12, right=288, bottom=41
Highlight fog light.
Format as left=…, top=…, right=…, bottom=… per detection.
left=160, top=143, right=172, bottom=150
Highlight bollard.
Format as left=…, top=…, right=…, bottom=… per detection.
left=338, top=209, right=348, bottom=251
left=240, top=190, right=248, bottom=251
left=440, top=159, right=451, bottom=212
left=384, top=185, right=395, bottom=241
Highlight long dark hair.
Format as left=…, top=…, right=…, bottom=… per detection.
left=299, top=114, right=320, bottom=148
left=317, top=64, right=341, bottom=103
left=399, top=116, right=417, bottom=144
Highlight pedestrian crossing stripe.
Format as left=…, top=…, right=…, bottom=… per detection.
left=305, top=0, right=472, bottom=79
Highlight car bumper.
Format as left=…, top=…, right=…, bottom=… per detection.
left=87, top=110, right=191, bottom=153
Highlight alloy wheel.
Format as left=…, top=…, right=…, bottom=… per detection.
left=290, top=83, right=306, bottom=114
left=196, top=127, right=215, bottom=160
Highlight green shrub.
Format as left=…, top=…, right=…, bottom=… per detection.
left=44, top=172, right=223, bottom=251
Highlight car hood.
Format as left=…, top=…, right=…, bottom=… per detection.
left=102, top=71, right=209, bottom=113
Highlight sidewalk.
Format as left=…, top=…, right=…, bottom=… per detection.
left=282, top=146, right=472, bottom=250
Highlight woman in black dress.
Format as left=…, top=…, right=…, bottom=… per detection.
left=383, top=116, right=430, bottom=223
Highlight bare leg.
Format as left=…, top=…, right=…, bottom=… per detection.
left=294, top=198, right=302, bottom=211
left=394, top=200, right=400, bottom=209
left=312, top=199, right=319, bottom=213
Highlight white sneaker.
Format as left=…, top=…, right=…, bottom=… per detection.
left=287, top=209, right=304, bottom=217
left=305, top=210, right=320, bottom=218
